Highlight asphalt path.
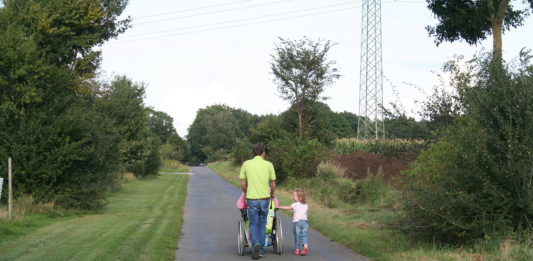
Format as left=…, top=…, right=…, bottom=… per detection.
left=175, top=166, right=368, bottom=261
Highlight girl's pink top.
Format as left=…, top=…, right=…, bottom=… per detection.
left=290, top=202, right=308, bottom=222
left=236, top=192, right=278, bottom=209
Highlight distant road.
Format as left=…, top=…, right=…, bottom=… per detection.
left=175, top=167, right=368, bottom=261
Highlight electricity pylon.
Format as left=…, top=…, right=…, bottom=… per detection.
left=357, top=0, right=385, bottom=139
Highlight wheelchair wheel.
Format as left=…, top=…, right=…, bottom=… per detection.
left=274, top=216, right=283, bottom=255
left=237, top=217, right=245, bottom=256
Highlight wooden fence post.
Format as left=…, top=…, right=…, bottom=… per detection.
left=8, top=157, right=12, bottom=220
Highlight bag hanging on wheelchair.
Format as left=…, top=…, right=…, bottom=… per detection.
left=265, top=198, right=275, bottom=234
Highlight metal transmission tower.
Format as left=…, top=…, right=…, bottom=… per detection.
left=357, top=0, right=384, bottom=139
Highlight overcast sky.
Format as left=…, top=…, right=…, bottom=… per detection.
left=100, top=0, right=533, bottom=137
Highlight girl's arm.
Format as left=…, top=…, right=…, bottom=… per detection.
left=278, top=206, right=292, bottom=210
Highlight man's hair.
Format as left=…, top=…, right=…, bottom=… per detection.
left=252, top=143, right=265, bottom=156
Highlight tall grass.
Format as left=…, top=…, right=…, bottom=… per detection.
left=334, top=138, right=426, bottom=155
left=160, top=159, right=190, bottom=173
left=161, top=159, right=183, bottom=169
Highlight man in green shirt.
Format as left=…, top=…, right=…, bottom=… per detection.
left=239, top=143, right=276, bottom=259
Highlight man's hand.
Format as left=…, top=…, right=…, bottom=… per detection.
left=240, top=179, right=247, bottom=194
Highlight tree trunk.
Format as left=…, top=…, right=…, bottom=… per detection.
left=297, top=103, right=303, bottom=138
left=492, top=20, right=503, bottom=62
left=489, top=0, right=509, bottom=63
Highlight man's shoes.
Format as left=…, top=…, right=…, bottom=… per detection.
left=259, top=253, right=265, bottom=258
left=293, top=249, right=300, bottom=255
left=252, top=244, right=261, bottom=260
left=300, top=247, right=309, bottom=256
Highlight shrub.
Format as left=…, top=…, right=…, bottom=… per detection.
left=400, top=52, right=533, bottom=242
left=162, top=159, right=183, bottom=169
left=355, top=169, right=388, bottom=205
left=268, top=137, right=329, bottom=182
left=309, top=177, right=357, bottom=208
left=159, top=143, right=180, bottom=161
left=316, top=161, right=346, bottom=179
left=207, top=148, right=228, bottom=163
left=231, top=138, right=252, bottom=165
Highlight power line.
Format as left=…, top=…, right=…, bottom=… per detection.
left=123, top=1, right=361, bottom=39
left=134, top=0, right=252, bottom=19
left=383, top=0, right=425, bottom=4
left=109, top=6, right=360, bottom=44
left=108, top=0, right=419, bottom=44
left=134, top=0, right=292, bottom=26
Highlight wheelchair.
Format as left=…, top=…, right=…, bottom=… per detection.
left=237, top=201, right=283, bottom=255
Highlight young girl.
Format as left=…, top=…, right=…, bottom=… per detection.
left=279, top=188, right=309, bottom=256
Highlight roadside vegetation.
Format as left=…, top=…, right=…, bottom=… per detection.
left=0, top=0, right=189, bottom=213
left=0, top=173, right=188, bottom=260
left=160, top=160, right=191, bottom=173
left=201, top=36, right=533, bottom=260
left=210, top=157, right=533, bottom=260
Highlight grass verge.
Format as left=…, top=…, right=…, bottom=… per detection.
left=0, top=173, right=189, bottom=261
left=208, top=160, right=533, bottom=260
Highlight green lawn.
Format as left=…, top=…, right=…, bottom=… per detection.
left=0, top=174, right=189, bottom=261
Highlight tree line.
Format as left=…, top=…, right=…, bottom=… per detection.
left=184, top=102, right=429, bottom=165
left=0, top=0, right=182, bottom=209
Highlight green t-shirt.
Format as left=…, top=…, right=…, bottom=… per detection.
left=239, top=156, right=276, bottom=199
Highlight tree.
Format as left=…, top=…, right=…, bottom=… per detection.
left=338, top=111, right=359, bottom=137
left=0, top=0, right=130, bottom=115
left=97, top=76, right=160, bottom=176
left=149, top=110, right=176, bottom=143
left=163, top=132, right=188, bottom=162
left=281, top=102, right=353, bottom=144
left=249, top=114, right=291, bottom=147
left=426, top=0, right=532, bottom=61
left=0, top=0, right=131, bottom=208
left=187, top=105, right=239, bottom=163
left=271, top=37, right=341, bottom=138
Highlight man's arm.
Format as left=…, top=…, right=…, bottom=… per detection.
left=270, top=180, right=276, bottom=197
left=241, top=179, right=247, bottom=194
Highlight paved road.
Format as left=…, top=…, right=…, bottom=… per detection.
left=175, top=167, right=368, bottom=261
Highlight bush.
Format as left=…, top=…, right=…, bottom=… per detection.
left=268, top=137, right=329, bottom=182
left=299, top=162, right=393, bottom=208
left=0, top=100, right=121, bottom=209
left=206, top=148, right=228, bottom=163
left=334, top=138, right=426, bottom=156
left=308, top=176, right=357, bottom=208
left=231, top=138, right=252, bottom=165
left=316, top=161, right=346, bottom=179
left=126, top=131, right=161, bottom=177
left=159, top=144, right=180, bottom=161
left=355, top=169, right=388, bottom=205
left=400, top=52, right=533, bottom=242
left=162, top=159, right=183, bottom=169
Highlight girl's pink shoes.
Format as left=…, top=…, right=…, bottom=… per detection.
left=294, top=248, right=309, bottom=256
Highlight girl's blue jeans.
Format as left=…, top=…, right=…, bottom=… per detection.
left=293, top=220, right=309, bottom=250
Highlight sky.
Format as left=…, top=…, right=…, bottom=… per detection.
left=100, top=0, right=533, bottom=137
